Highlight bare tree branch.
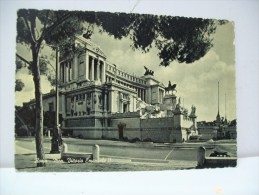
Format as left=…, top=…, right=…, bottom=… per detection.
left=16, top=53, right=32, bottom=66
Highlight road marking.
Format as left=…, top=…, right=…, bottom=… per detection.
left=164, top=149, right=174, bottom=160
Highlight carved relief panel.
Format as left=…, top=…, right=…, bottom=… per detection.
left=71, top=93, right=92, bottom=116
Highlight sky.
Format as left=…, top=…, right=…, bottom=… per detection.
left=16, top=17, right=236, bottom=122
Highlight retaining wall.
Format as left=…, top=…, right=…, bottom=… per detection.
left=64, top=114, right=187, bottom=143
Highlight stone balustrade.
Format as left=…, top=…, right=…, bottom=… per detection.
left=111, top=111, right=141, bottom=118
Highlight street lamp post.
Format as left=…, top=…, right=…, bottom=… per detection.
left=50, top=46, right=62, bottom=154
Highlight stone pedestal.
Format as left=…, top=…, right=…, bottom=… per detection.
left=48, top=130, right=51, bottom=138
left=92, top=144, right=100, bottom=161
left=197, top=146, right=206, bottom=168
left=163, top=94, right=177, bottom=110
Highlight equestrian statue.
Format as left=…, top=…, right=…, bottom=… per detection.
left=165, top=81, right=177, bottom=94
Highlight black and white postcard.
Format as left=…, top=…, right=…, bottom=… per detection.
left=15, top=10, right=237, bottom=171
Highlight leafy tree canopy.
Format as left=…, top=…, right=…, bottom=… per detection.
left=17, top=9, right=226, bottom=68
left=15, top=79, right=25, bottom=91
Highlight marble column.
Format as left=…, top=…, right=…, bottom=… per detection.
left=64, top=62, right=67, bottom=83
left=108, top=90, right=112, bottom=112
left=69, top=62, right=71, bottom=81
left=118, top=92, right=121, bottom=113
left=94, top=59, right=97, bottom=81
left=91, top=57, right=94, bottom=81
left=63, top=63, right=66, bottom=83
left=96, top=59, right=100, bottom=82
left=101, top=61, right=105, bottom=84
left=73, top=96, right=76, bottom=116
left=66, top=62, right=69, bottom=82
left=85, top=53, right=89, bottom=80
left=73, top=56, right=78, bottom=81
left=88, top=56, right=91, bottom=80
left=128, top=95, right=131, bottom=112
left=60, top=63, right=63, bottom=83
left=132, top=96, right=134, bottom=112
left=91, top=92, right=94, bottom=111
left=64, top=62, right=67, bottom=82
left=104, top=89, right=107, bottom=112
left=99, top=63, right=102, bottom=82
left=69, top=61, right=72, bottom=81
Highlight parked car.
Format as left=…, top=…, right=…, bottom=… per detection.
left=209, top=150, right=230, bottom=157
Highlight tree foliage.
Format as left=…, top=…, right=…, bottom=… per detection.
left=15, top=105, right=35, bottom=128
left=15, top=59, right=24, bottom=72
left=155, top=16, right=217, bottom=65
left=96, top=12, right=133, bottom=39
left=15, top=59, right=26, bottom=91
left=89, top=12, right=224, bottom=66
left=15, top=79, right=25, bottom=91
left=17, top=10, right=225, bottom=79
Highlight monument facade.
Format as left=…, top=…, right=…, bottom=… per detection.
left=30, top=35, right=198, bottom=143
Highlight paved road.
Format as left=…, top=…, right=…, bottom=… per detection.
left=15, top=137, right=236, bottom=162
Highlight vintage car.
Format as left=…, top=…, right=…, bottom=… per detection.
left=209, top=150, right=231, bottom=157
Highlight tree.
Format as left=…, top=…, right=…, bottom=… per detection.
left=15, top=105, right=36, bottom=136
left=17, top=10, right=76, bottom=167
left=15, top=59, right=25, bottom=91
left=15, top=79, right=25, bottom=92
left=16, top=10, right=225, bottom=167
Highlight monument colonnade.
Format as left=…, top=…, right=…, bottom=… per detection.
left=60, top=53, right=106, bottom=84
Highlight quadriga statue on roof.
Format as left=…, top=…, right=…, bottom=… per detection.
left=144, top=66, right=154, bottom=76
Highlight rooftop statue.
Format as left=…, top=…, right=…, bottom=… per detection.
left=165, top=81, right=177, bottom=94
left=189, top=105, right=197, bottom=117
left=144, top=66, right=154, bottom=76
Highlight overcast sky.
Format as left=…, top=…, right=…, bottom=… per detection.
left=16, top=19, right=236, bottom=122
